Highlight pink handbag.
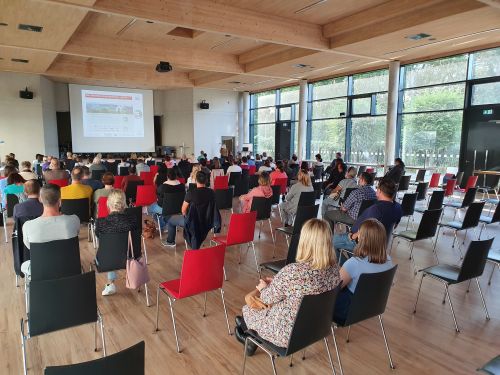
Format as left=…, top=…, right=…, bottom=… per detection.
left=126, top=231, right=150, bottom=289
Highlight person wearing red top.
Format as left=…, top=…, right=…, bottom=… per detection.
left=270, top=161, right=288, bottom=185
left=239, top=172, right=273, bottom=213
left=121, top=165, right=142, bottom=192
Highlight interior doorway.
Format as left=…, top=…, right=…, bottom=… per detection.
left=275, top=121, right=292, bottom=161
left=221, top=136, right=235, bottom=156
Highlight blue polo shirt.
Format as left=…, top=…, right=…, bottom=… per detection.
left=351, top=200, right=403, bottom=238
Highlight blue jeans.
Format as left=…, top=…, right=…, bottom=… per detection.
left=166, top=215, right=185, bottom=243
left=333, top=233, right=356, bottom=265
left=148, top=203, right=169, bottom=229
left=108, top=271, right=117, bottom=282
left=333, top=288, right=353, bottom=325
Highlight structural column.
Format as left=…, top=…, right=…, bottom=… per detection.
left=242, top=91, right=250, bottom=145
left=384, top=61, right=400, bottom=170
left=298, top=79, right=308, bottom=161
left=237, top=92, right=244, bottom=151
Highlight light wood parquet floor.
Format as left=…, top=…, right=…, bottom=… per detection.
left=0, top=197, right=499, bottom=374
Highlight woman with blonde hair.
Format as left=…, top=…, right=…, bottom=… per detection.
left=187, top=164, right=201, bottom=185
left=89, top=155, right=106, bottom=173
left=239, top=171, right=273, bottom=213
left=333, top=218, right=393, bottom=324
left=279, top=168, right=314, bottom=225
left=235, top=218, right=340, bottom=354
left=210, top=158, right=224, bottom=188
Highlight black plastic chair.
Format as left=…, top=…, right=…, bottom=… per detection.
left=105, top=161, right=119, bottom=176
left=276, top=205, right=318, bottom=248
left=248, top=175, right=259, bottom=189
left=228, top=172, right=241, bottom=187
left=357, top=166, right=366, bottom=176
left=400, top=193, right=417, bottom=230
left=297, top=191, right=316, bottom=207
left=313, top=166, right=324, bottom=182
left=30, top=237, right=81, bottom=282
left=7, top=193, right=19, bottom=218
left=21, top=272, right=106, bottom=375
left=397, top=175, right=411, bottom=193
left=271, top=185, right=281, bottom=206
left=61, top=198, right=90, bottom=223
left=414, top=169, right=426, bottom=183
left=119, top=167, right=129, bottom=176
left=234, top=174, right=249, bottom=197
left=90, top=169, right=105, bottom=181
left=215, top=187, right=234, bottom=213
left=477, top=355, right=500, bottom=375
left=94, top=232, right=129, bottom=272
left=251, top=197, right=275, bottom=244
left=332, top=266, right=398, bottom=373
left=478, top=202, right=500, bottom=239
left=125, top=206, right=147, bottom=262
left=414, top=238, right=493, bottom=332
left=158, top=191, right=186, bottom=243
left=125, top=180, right=144, bottom=203
left=11, top=216, right=36, bottom=285
left=260, top=233, right=299, bottom=275
left=443, top=187, right=478, bottom=216
left=242, top=287, right=341, bottom=375
left=415, top=189, right=444, bottom=213
left=312, top=181, right=322, bottom=200
left=415, top=182, right=429, bottom=201
left=455, top=171, right=464, bottom=187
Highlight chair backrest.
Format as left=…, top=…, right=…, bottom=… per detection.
left=285, top=287, right=341, bottom=355
left=457, top=238, right=494, bottom=282
left=461, top=187, right=478, bottom=208
left=455, top=171, right=464, bottom=186
left=464, top=175, right=478, bottom=191
left=161, top=191, right=186, bottom=216
left=178, top=244, right=226, bottom=299
left=250, top=197, right=272, bottom=221
left=6, top=193, right=19, bottom=217
left=29, top=272, right=97, bottom=337
left=427, top=190, right=445, bottom=210
left=30, top=237, right=81, bottom=282
left=113, top=175, right=125, bottom=190
left=90, top=169, right=105, bottom=181
left=97, top=197, right=109, bottom=218
left=461, top=201, right=485, bottom=229
left=234, top=174, right=250, bottom=196
left=292, top=205, right=319, bottom=234
left=400, top=193, right=417, bottom=216
left=297, top=191, right=316, bottom=207
left=312, top=181, right=322, bottom=199
left=125, top=180, right=144, bottom=202
left=249, top=165, right=256, bottom=175
left=140, top=171, right=155, bottom=186
left=125, top=206, right=143, bottom=259
left=444, top=179, right=457, bottom=197
left=214, top=175, right=229, bottom=190
left=214, top=187, right=233, bottom=211
left=270, top=185, right=281, bottom=205
left=416, top=209, right=442, bottom=240
left=12, top=215, right=36, bottom=276
left=149, top=165, right=159, bottom=175
left=61, top=198, right=90, bottom=222
left=398, top=175, right=411, bottom=191
left=225, top=211, right=257, bottom=245
left=415, top=181, right=429, bottom=201
left=358, top=199, right=376, bottom=217
left=135, top=185, right=157, bottom=206
left=429, top=173, right=441, bottom=188
left=105, top=161, right=119, bottom=175
left=491, top=202, right=500, bottom=224
left=119, top=167, right=129, bottom=176
left=44, top=341, right=145, bottom=375
left=273, top=177, right=288, bottom=195
left=48, top=179, right=68, bottom=188
left=285, top=233, right=300, bottom=265
left=95, top=232, right=129, bottom=272
left=228, top=172, right=241, bottom=187
left=344, top=266, right=397, bottom=326
left=415, top=169, right=426, bottom=182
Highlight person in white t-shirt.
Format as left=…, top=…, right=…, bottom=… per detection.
left=257, top=159, right=273, bottom=175
left=226, top=158, right=242, bottom=178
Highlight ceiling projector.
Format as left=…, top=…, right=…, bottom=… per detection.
left=156, top=61, right=173, bottom=72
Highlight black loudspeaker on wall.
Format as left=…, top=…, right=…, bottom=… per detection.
left=19, top=87, right=34, bottom=100
left=199, top=100, right=209, bottom=110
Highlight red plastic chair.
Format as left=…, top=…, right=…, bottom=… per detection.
left=48, top=179, right=68, bottom=188
left=214, top=175, right=229, bottom=190
left=366, top=167, right=374, bottom=174
left=457, top=175, right=478, bottom=193
left=444, top=179, right=457, bottom=198
left=178, top=177, right=186, bottom=184
left=273, top=177, right=288, bottom=195
left=113, top=175, right=125, bottom=190
left=149, top=165, right=159, bottom=175
left=140, top=171, right=155, bottom=186
left=135, top=185, right=157, bottom=207
left=212, top=211, right=258, bottom=273
left=154, top=244, right=230, bottom=353
left=97, top=197, right=109, bottom=218
left=248, top=165, right=256, bottom=176
left=428, top=173, right=441, bottom=189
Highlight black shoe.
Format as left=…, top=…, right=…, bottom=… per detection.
left=235, top=315, right=245, bottom=329
left=234, top=326, right=257, bottom=356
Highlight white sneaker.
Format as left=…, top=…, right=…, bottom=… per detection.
left=102, top=283, right=116, bottom=296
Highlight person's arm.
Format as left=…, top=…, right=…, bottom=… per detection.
left=339, top=267, right=352, bottom=289
left=341, top=190, right=356, bottom=212
left=284, top=184, right=297, bottom=202
left=181, top=201, right=189, bottom=216
left=259, top=266, right=293, bottom=305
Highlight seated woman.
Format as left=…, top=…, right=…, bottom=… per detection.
left=333, top=219, right=393, bottom=324
left=93, top=172, right=115, bottom=217
left=235, top=218, right=340, bottom=354
left=279, top=169, right=314, bottom=225
left=239, top=172, right=273, bottom=213
left=187, top=164, right=201, bottom=185
left=148, top=168, right=185, bottom=228
left=257, top=159, right=272, bottom=174
left=95, top=189, right=137, bottom=296
left=4, top=173, right=27, bottom=202
left=210, top=158, right=224, bottom=188
left=269, top=161, right=288, bottom=185
left=154, top=164, right=168, bottom=186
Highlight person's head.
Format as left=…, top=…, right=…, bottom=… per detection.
left=195, top=170, right=207, bottom=186
left=165, top=155, right=171, bottom=162
left=128, top=165, right=137, bottom=175
left=394, top=158, right=404, bottom=167
left=50, top=158, right=60, bottom=170
left=242, top=156, right=247, bottom=163
left=24, top=179, right=40, bottom=197
left=315, top=154, right=322, bottom=162
left=157, top=163, right=168, bottom=176
left=268, top=156, right=273, bottom=163
left=21, top=161, right=31, bottom=171
left=71, top=167, right=84, bottom=183
left=137, top=157, right=144, bottom=164
left=262, top=152, right=267, bottom=158
left=9, top=153, right=15, bottom=158
left=190, top=164, right=201, bottom=180
left=80, top=166, right=91, bottom=179
left=359, top=172, right=373, bottom=186
left=264, top=159, right=271, bottom=167
left=354, top=219, right=387, bottom=264
left=232, top=158, right=239, bottom=165
left=200, top=150, right=204, bottom=156
left=336, top=152, right=342, bottom=159
left=92, top=156, right=101, bottom=165
left=106, top=189, right=127, bottom=214
left=300, top=161, right=309, bottom=171
left=258, top=171, right=271, bottom=187
left=107, top=153, right=113, bottom=160
left=167, top=168, right=177, bottom=181
left=337, top=161, right=345, bottom=172
left=200, top=158, right=207, bottom=167
left=346, top=166, right=357, bottom=178
left=66, top=152, right=72, bottom=159
left=377, top=178, right=396, bottom=201
left=40, top=184, right=61, bottom=208
left=296, top=219, right=336, bottom=270
left=276, top=161, right=284, bottom=172
left=7, top=173, right=26, bottom=185
left=102, top=172, right=114, bottom=187
left=256, top=154, right=261, bottom=161
left=297, top=169, right=312, bottom=186
left=181, top=154, right=187, bottom=161
left=213, top=158, right=221, bottom=169
left=2, top=165, right=16, bottom=178
left=291, top=154, right=298, bottom=162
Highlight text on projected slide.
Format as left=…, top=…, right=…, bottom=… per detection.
left=82, top=90, right=145, bottom=137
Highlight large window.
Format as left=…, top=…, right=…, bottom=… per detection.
left=250, top=90, right=276, bottom=155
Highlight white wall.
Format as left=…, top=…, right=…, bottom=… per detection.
left=40, top=77, right=59, bottom=157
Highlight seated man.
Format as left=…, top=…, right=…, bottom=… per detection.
left=324, top=172, right=376, bottom=227
left=382, top=158, right=405, bottom=184
left=43, top=158, right=70, bottom=182
left=136, top=157, right=150, bottom=176
left=21, top=184, right=80, bottom=277
left=121, top=165, right=142, bottom=192
left=81, top=165, right=104, bottom=191
left=19, top=161, right=38, bottom=181
left=13, top=180, right=43, bottom=220
left=333, top=179, right=402, bottom=261
left=61, top=167, right=93, bottom=202
left=322, top=166, right=358, bottom=216
left=148, top=168, right=185, bottom=228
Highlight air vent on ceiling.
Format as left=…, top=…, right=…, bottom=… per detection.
left=228, top=81, right=243, bottom=84
left=168, top=27, right=203, bottom=39
left=0, top=22, right=8, bottom=27
left=293, top=63, right=314, bottom=69
left=18, top=23, right=43, bottom=32
left=11, top=58, right=29, bottom=63
left=406, top=33, right=431, bottom=41
left=295, top=0, right=328, bottom=14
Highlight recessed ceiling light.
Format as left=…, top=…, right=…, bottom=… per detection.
left=18, top=23, right=43, bottom=32
left=11, top=58, right=29, bottom=63
left=406, top=33, right=431, bottom=41
left=146, top=20, right=154, bottom=24
left=228, top=81, right=243, bottom=84
left=293, top=63, right=314, bottom=69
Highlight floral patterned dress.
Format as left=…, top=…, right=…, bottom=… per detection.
left=242, top=261, right=340, bottom=348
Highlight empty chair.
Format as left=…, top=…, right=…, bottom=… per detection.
left=397, top=175, right=411, bottom=194
left=228, top=171, right=241, bottom=187
left=413, top=238, right=493, bottom=332
left=155, top=244, right=231, bottom=353
left=415, top=182, right=429, bottom=201
left=443, top=187, right=478, bottom=217
left=48, top=179, right=68, bottom=188
left=428, top=173, right=441, bottom=189
left=456, top=175, right=478, bottom=193
left=400, top=193, right=417, bottom=229
left=478, top=202, right=500, bottom=239
left=276, top=205, right=318, bottom=248
left=214, top=175, right=229, bottom=190
left=454, top=171, right=464, bottom=187
left=477, top=175, right=500, bottom=200
left=158, top=191, right=185, bottom=243
left=414, top=169, right=426, bottom=183
left=113, top=175, right=125, bottom=190
left=443, top=179, right=457, bottom=198
left=125, top=180, right=144, bottom=203
left=242, top=287, right=341, bottom=375
left=415, top=190, right=444, bottom=214
left=297, top=191, right=316, bottom=207
left=250, top=197, right=275, bottom=245
left=135, top=185, right=157, bottom=207
left=260, top=233, right=299, bottom=275
left=332, top=266, right=398, bottom=373
left=214, top=187, right=234, bottom=213
left=119, top=167, right=129, bottom=176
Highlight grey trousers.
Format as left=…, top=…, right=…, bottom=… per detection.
left=324, top=209, right=354, bottom=232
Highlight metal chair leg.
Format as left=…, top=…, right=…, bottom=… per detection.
left=168, top=297, right=181, bottom=353
left=21, top=319, right=27, bottom=375
left=331, top=326, right=344, bottom=375
left=241, top=338, right=249, bottom=375
left=157, top=215, right=163, bottom=242
left=203, top=292, right=208, bottom=317
left=223, top=266, right=228, bottom=281
left=258, top=221, right=262, bottom=238
left=433, top=226, right=441, bottom=250
left=413, top=274, right=425, bottom=313
left=289, top=354, right=293, bottom=367
left=466, top=279, right=472, bottom=293
left=142, top=236, right=148, bottom=265
left=250, top=242, right=259, bottom=273
left=346, top=326, right=351, bottom=343
left=379, top=315, right=395, bottom=369
left=144, top=283, right=151, bottom=307
left=99, top=313, right=107, bottom=357
left=220, top=289, right=232, bottom=335
left=444, top=284, right=460, bottom=332
left=324, top=337, right=337, bottom=375
left=475, top=278, right=490, bottom=321
left=268, top=219, right=275, bottom=244
left=488, top=263, right=498, bottom=285
left=94, top=321, right=98, bottom=351
left=155, top=287, right=161, bottom=331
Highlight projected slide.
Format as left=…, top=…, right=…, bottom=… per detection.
left=82, top=90, right=144, bottom=138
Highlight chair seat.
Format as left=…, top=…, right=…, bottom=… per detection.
left=212, top=235, right=227, bottom=245
left=443, top=201, right=462, bottom=208
left=393, top=230, right=417, bottom=240
left=414, top=205, right=427, bottom=213
left=487, top=249, right=500, bottom=264
left=422, top=264, right=460, bottom=284
left=276, top=226, right=293, bottom=236
left=480, top=215, right=493, bottom=224
left=440, top=221, right=463, bottom=229
left=159, top=279, right=181, bottom=299
left=260, top=259, right=286, bottom=273
left=247, top=330, right=287, bottom=357
left=486, top=198, right=499, bottom=205
left=477, top=354, right=500, bottom=374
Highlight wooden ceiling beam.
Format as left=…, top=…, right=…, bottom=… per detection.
left=476, top=0, right=500, bottom=9
left=238, top=44, right=292, bottom=65
left=245, top=48, right=319, bottom=73
left=191, top=72, right=237, bottom=86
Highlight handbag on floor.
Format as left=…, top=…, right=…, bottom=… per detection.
left=142, top=219, right=156, bottom=239
left=126, top=231, right=150, bottom=289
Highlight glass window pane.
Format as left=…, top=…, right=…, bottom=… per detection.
left=471, top=48, right=500, bottom=79
left=400, top=111, right=462, bottom=173
left=253, top=123, right=275, bottom=155
left=253, top=90, right=276, bottom=108
left=471, top=82, right=500, bottom=106
left=279, top=106, right=292, bottom=121
left=351, top=117, right=386, bottom=164
left=352, top=97, right=372, bottom=115
left=375, top=93, right=388, bottom=115
left=403, top=55, right=468, bottom=88
left=251, top=107, right=275, bottom=124
left=312, top=77, right=348, bottom=100
left=310, top=119, right=345, bottom=161
left=311, top=98, right=347, bottom=119
left=353, top=70, right=388, bottom=95
left=403, top=83, right=465, bottom=112
left=280, top=86, right=299, bottom=104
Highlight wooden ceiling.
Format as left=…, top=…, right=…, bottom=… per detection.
left=1, top=0, right=499, bottom=91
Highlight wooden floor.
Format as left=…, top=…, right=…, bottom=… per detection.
left=0, top=198, right=499, bottom=375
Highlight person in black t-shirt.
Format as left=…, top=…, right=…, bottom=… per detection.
left=148, top=169, right=185, bottom=229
